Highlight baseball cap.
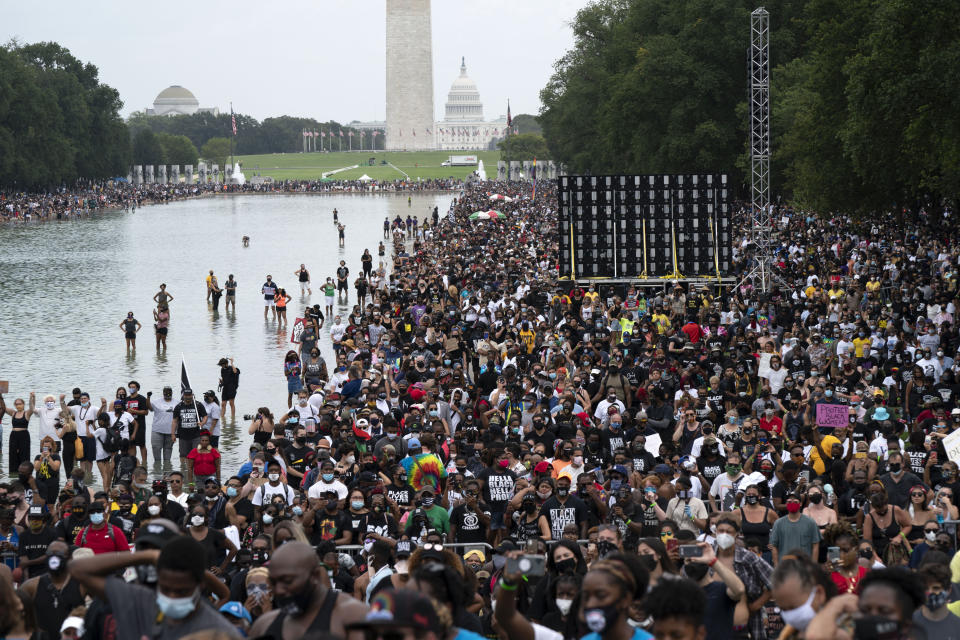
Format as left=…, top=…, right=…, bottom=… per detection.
left=952, top=409, right=960, bottom=417
left=60, top=617, right=85, bottom=636
left=610, top=464, right=629, bottom=477
left=534, top=461, right=552, bottom=474
left=395, top=540, right=417, bottom=558
left=219, top=601, right=252, bottom=624
left=351, top=589, right=443, bottom=636
left=28, top=506, right=44, bottom=518
left=407, top=437, right=422, bottom=449
left=182, top=388, right=193, bottom=395
left=495, top=540, right=518, bottom=555
left=464, top=549, right=486, bottom=563
left=134, top=519, right=181, bottom=550
left=653, top=463, right=672, bottom=475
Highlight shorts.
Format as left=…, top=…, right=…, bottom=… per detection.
left=489, top=511, right=506, bottom=530
left=156, top=327, right=168, bottom=335
left=325, top=294, right=335, bottom=305
left=125, top=332, right=137, bottom=339
left=131, top=424, right=146, bottom=446
left=222, top=386, right=237, bottom=402
left=81, top=436, right=96, bottom=462
left=337, top=281, right=348, bottom=292
left=288, top=377, right=304, bottom=394
left=97, top=455, right=112, bottom=463
left=264, top=298, right=275, bottom=307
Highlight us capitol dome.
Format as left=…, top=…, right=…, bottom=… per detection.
left=435, top=58, right=507, bottom=151
left=145, top=85, right=219, bottom=117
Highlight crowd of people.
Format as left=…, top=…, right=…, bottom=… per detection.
left=0, top=177, right=469, bottom=222
left=0, top=176, right=958, bottom=640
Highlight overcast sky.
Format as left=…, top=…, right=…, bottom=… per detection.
left=5, top=0, right=590, bottom=123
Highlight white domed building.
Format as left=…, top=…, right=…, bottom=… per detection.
left=145, top=86, right=219, bottom=117
left=435, top=59, right=507, bottom=151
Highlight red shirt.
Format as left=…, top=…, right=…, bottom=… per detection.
left=74, top=524, right=129, bottom=554
left=831, top=565, right=867, bottom=594
left=187, top=447, right=221, bottom=476
left=759, top=416, right=783, bottom=435
left=681, top=322, right=703, bottom=343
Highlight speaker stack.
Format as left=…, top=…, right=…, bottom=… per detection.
left=558, top=173, right=731, bottom=280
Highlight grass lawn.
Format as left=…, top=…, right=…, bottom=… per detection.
left=236, top=150, right=501, bottom=181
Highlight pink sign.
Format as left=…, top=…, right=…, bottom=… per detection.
left=816, top=403, right=849, bottom=428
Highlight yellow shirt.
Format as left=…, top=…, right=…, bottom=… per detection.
left=652, top=313, right=671, bottom=335
left=518, top=330, right=536, bottom=354
left=853, top=337, right=871, bottom=358
left=866, top=279, right=881, bottom=292
left=809, top=435, right=841, bottom=475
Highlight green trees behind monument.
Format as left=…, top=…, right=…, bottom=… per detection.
left=0, top=41, right=130, bottom=188
left=540, top=0, right=960, bottom=214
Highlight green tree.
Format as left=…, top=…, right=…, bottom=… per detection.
left=512, top=114, right=542, bottom=135
left=200, top=137, right=232, bottom=168
left=498, top=133, right=550, bottom=163
left=0, top=40, right=129, bottom=187
left=156, top=132, right=198, bottom=166
left=132, top=128, right=165, bottom=165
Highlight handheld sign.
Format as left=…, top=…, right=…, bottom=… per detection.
left=942, top=429, right=960, bottom=465
left=290, top=318, right=306, bottom=344
left=815, top=403, right=849, bottom=428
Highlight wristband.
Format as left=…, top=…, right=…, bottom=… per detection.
left=499, top=579, right=518, bottom=591
left=626, top=519, right=633, bottom=525
left=709, top=557, right=718, bottom=567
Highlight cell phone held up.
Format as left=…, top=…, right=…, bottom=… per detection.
left=679, top=544, right=703, bottom=559
left=505, top=554, right=546, bottom=577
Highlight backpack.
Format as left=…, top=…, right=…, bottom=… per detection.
left=101, top=424, right=123, bottom=454
left=79, top=523, right=116, bottom=547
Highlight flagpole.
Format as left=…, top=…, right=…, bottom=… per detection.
left=229, top=102, right=234, bottom=171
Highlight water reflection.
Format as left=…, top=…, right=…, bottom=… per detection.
left=0, top=193, right=452, bottom=474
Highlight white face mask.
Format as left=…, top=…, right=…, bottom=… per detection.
left=268, top=473, right=280, bottom=482
left=926, top=530, right=938, bottom=542
left=148, top=505, right=162, bottom=516
left=555, top=598, right=573, bottom=616
left=779, top=589, right=817, bottom=631
left=190, top=515, right=205, bottom=527
left=395, top=559, right=409, bottom=574
left=716, top=533, right=736, bottom=550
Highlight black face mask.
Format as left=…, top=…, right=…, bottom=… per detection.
left=524, top=502, right=537, bottom=514
left=554, top=557, right=577, bottom=574
left=47, top=553, right=68, bottom=574
left=638, top=554, right=657, bottom=571
left=251, top=549, right=270, bottom=566
left=295, top=437, right=306, bottom=446
left=683, top=562, right=710, bottom=582
left=276, top=578, right=316, bottom=616
left=888, top=462, right=902, bottom=473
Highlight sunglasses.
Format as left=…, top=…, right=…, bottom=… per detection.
left=421, top=543, right=444, bottom=552
left=911, top=492, right=926, bottom=497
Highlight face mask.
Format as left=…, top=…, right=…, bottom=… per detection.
left=156, top=590, right=197, bottom=620
left=584, top=604, right=620, bottom=634
left=128, top=387, right=137, bottom=396
left=537, top=489, right=552, bottom=500
left=573, top=456, right=583, bottom=466
left=47, top=553, right=67, bottom=573
left=638, top=554, right=657, bottom=571
left=779, top=589, right=817, bottom=631
left=45, top=401, right=56, bottom=410
left=557, top=487, right=569, bottom=498
left=610, top=479, right=622, bottom=491
left=888, top=462, right=901, bottom=473
left=555, top=557, right=577, bottom=574
left=262, top=514, right=274, bottom=525
left=825, top=390, right=833, bottom=397
left=421, top=496, right=434, bottom=508
left=786, top=502, right=801, bottom=514
left=713, top=532, right=736, bottom=550
left=927, top=591, right=948, bottom=610
left=190, top=515, right=205, bottom=527
left=322, top=473, right=335, bottom=482
left=90, top=512, right=104, bottom=525
left=726, top=464, right=741, bottom=476
left=555, top=598, right=573, bottom=616
left=268, top=473, right=280, bottom=482
left=148, top=504, right=162, bottom=516
left=745, top=495, right=759, bottom=505
left=926, top=531, right=938, bottom=542
left=351, top=500, right=365, bottom=510
left=493, top=555, right=506, bottom=570
left=363, top=539, right=375, bottom=554
left=808, top=493, right=823, bottom=505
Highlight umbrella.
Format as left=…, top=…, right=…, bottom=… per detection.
left=469, top=212, right=491, bottom=220
left=489, top=194, right=513, bottom=202
left=485, top=210, right=502, bottom=219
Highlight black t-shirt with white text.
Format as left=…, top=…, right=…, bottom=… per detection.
left=478, top=467, right=517, bottom=512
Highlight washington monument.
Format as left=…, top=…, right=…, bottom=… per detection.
left=385, top=0, right=435, bottom=151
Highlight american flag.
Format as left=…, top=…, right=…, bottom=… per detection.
left=339, top=130, right=344, bottom=137
left=231, top=109, right=237, bottom=136
left=348, top=131, right=354, bottom=137
left=321, top=131, right=326, bottom=138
